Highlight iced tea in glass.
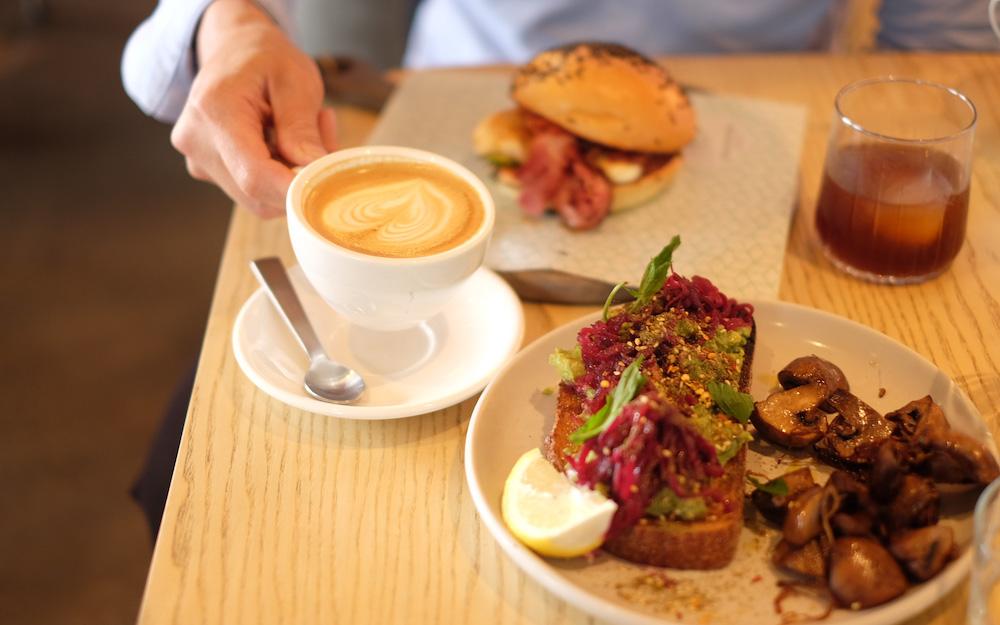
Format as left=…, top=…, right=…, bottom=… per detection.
left=815, top=78, right=976, bottom=284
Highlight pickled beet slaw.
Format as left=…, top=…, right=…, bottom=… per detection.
left=565, top=273, right=753, bottom=538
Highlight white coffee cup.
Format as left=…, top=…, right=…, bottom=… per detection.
left=287, top=146, right=495, bottom=332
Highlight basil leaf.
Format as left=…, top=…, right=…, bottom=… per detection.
left=568, top=403, right=610, bottom=444
left=602, top=281, right=628, bottom=321
left=747, top=475, right=790, bottom=497
left=631, top=235, right=681, bottom=310
left=707, top=380, right=754, bottom=425
left=569, top=356, right=647, bottom=443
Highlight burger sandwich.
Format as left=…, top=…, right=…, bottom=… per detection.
left=473, top=42, right=696, bottom=230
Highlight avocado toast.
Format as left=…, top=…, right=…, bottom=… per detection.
left=545, top=237, right=756, bottom=568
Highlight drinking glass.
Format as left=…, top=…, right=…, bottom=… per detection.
left=815, top=77, right=976, bottom=284
left=970, top=478, right=1000, bottom=625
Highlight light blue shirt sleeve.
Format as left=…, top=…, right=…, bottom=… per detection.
left=877, top=0, right=998, bottom=50
left=121, top=0, right=295, bottom=123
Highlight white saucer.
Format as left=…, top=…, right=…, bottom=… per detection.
left=232, top=266, right=524, bottom=419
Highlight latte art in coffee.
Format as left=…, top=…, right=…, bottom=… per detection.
left=305, top=162, right=484, bottom=258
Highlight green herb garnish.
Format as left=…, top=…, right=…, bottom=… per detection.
left=747, top=475, right=790, bottom=497
left=630, top=235, right=681, bottom=311
left=569, top=356, right=646, bottom=443
left=602, top=281, right=630, bottom=321
left=707, top=380, right=754, bottom=425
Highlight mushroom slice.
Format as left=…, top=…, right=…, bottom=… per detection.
left=751, top=467, right=817, bottom=525
left=773, top=538, right=826, bottom=580
left=828, top=537, right=908, bottom=609
left=887, top=396, right=1000, bottom=485
left=886, top=395, right=948, bottom=442
left=751, top=385, right=830, bottom=448
left=831, top=511, right=874, bottom=537
left=826, top=470, right=875, bottom=536
left=778, top=355, right=850, bottom=393
left=814, top=390, right=893, bottom=467
left=883, top=474, right=939, bottom=532
left=828, top=470, right=871, bottom=504
left=889, top=525, right=955, bottom=581
left=871, top=440, right=908, bottom=503
left=784, top=484, right=835, bottom=547
left=923, top=431, right=1000, bottom=485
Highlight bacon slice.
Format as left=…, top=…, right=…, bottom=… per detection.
left=515, top=113, right=612, bottom=230
left=517, top=131, right=575, bottom=217
left=553, top=159, right=612, bottom=230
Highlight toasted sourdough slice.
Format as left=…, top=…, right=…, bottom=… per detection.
left=545, top=321, right=756, bottom=569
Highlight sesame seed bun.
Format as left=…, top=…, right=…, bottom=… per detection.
left=512, top=42, right=696, bottom=154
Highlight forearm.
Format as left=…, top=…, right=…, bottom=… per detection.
left=121, top=0, right=295, bottom=122
left=198, top=0, right=280, bottom=64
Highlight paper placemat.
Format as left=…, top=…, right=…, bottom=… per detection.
left=368, top=71, right=807, bottom=300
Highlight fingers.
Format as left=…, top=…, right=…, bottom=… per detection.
left=216, top=114, right=294, bottom=217
left=172, top=102, right=292, bottom=219
left=270, top=66, right=329, bottom=166
left=169, top=24, right=334, bottom=219
left=319, top=106, right=338, bottom=152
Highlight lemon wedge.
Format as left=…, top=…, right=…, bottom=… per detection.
left=501, top=448, right=618, bottom=558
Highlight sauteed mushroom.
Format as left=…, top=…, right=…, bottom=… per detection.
left=783, top=485, right=825, bottom=547
left=751, top=467, right=817, bottom=524
left=826, top=470, right=875, bottom=537
left=870, top=440, right=908, bottom=502
left=889, top=525, right=954, bottom=581
left=886, top=396, right=948, bottom=441
left=773, top=538, right=826, bottom=580
left=828, top=537, right=908, bottom=609
left=753, top=358, right=991, bottom=607
left=883, top=474, right=939, bottom=531
left=886, top=396, right=999, bottom=485
left=924, top=432, right=1000, bottom=485
left=814, top=390, right=893, bottom=467
left=828, top=470, right=870, bottom=504
left=831, top=511, right=874, bottom=537
left=751, top=386, right=829, bottom=448
left=778, top=355, right=850, bottom=394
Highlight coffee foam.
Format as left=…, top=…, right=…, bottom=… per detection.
left=305, top=161, right=484, bottom=258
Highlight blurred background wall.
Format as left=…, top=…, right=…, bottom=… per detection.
left=0, top=2, right=230, bottom=623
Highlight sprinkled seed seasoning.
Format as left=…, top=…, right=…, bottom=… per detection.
left=564, top=269, right=754, bottom=535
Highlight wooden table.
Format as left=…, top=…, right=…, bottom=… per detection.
left=137, top=53, right=1000, bottom=625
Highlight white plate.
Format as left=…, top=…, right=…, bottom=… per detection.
left=233, top=266, right=524, bottom=419
left=466, top=300, right=996, bottom=625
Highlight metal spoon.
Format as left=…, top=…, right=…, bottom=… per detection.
left=250, top=257, right=366, bottom=404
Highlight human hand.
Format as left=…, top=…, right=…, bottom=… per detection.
left=171, top=0, right=337, bottom=218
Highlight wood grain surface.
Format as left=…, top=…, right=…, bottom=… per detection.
left=136, top=53, right=1000, bottom=625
